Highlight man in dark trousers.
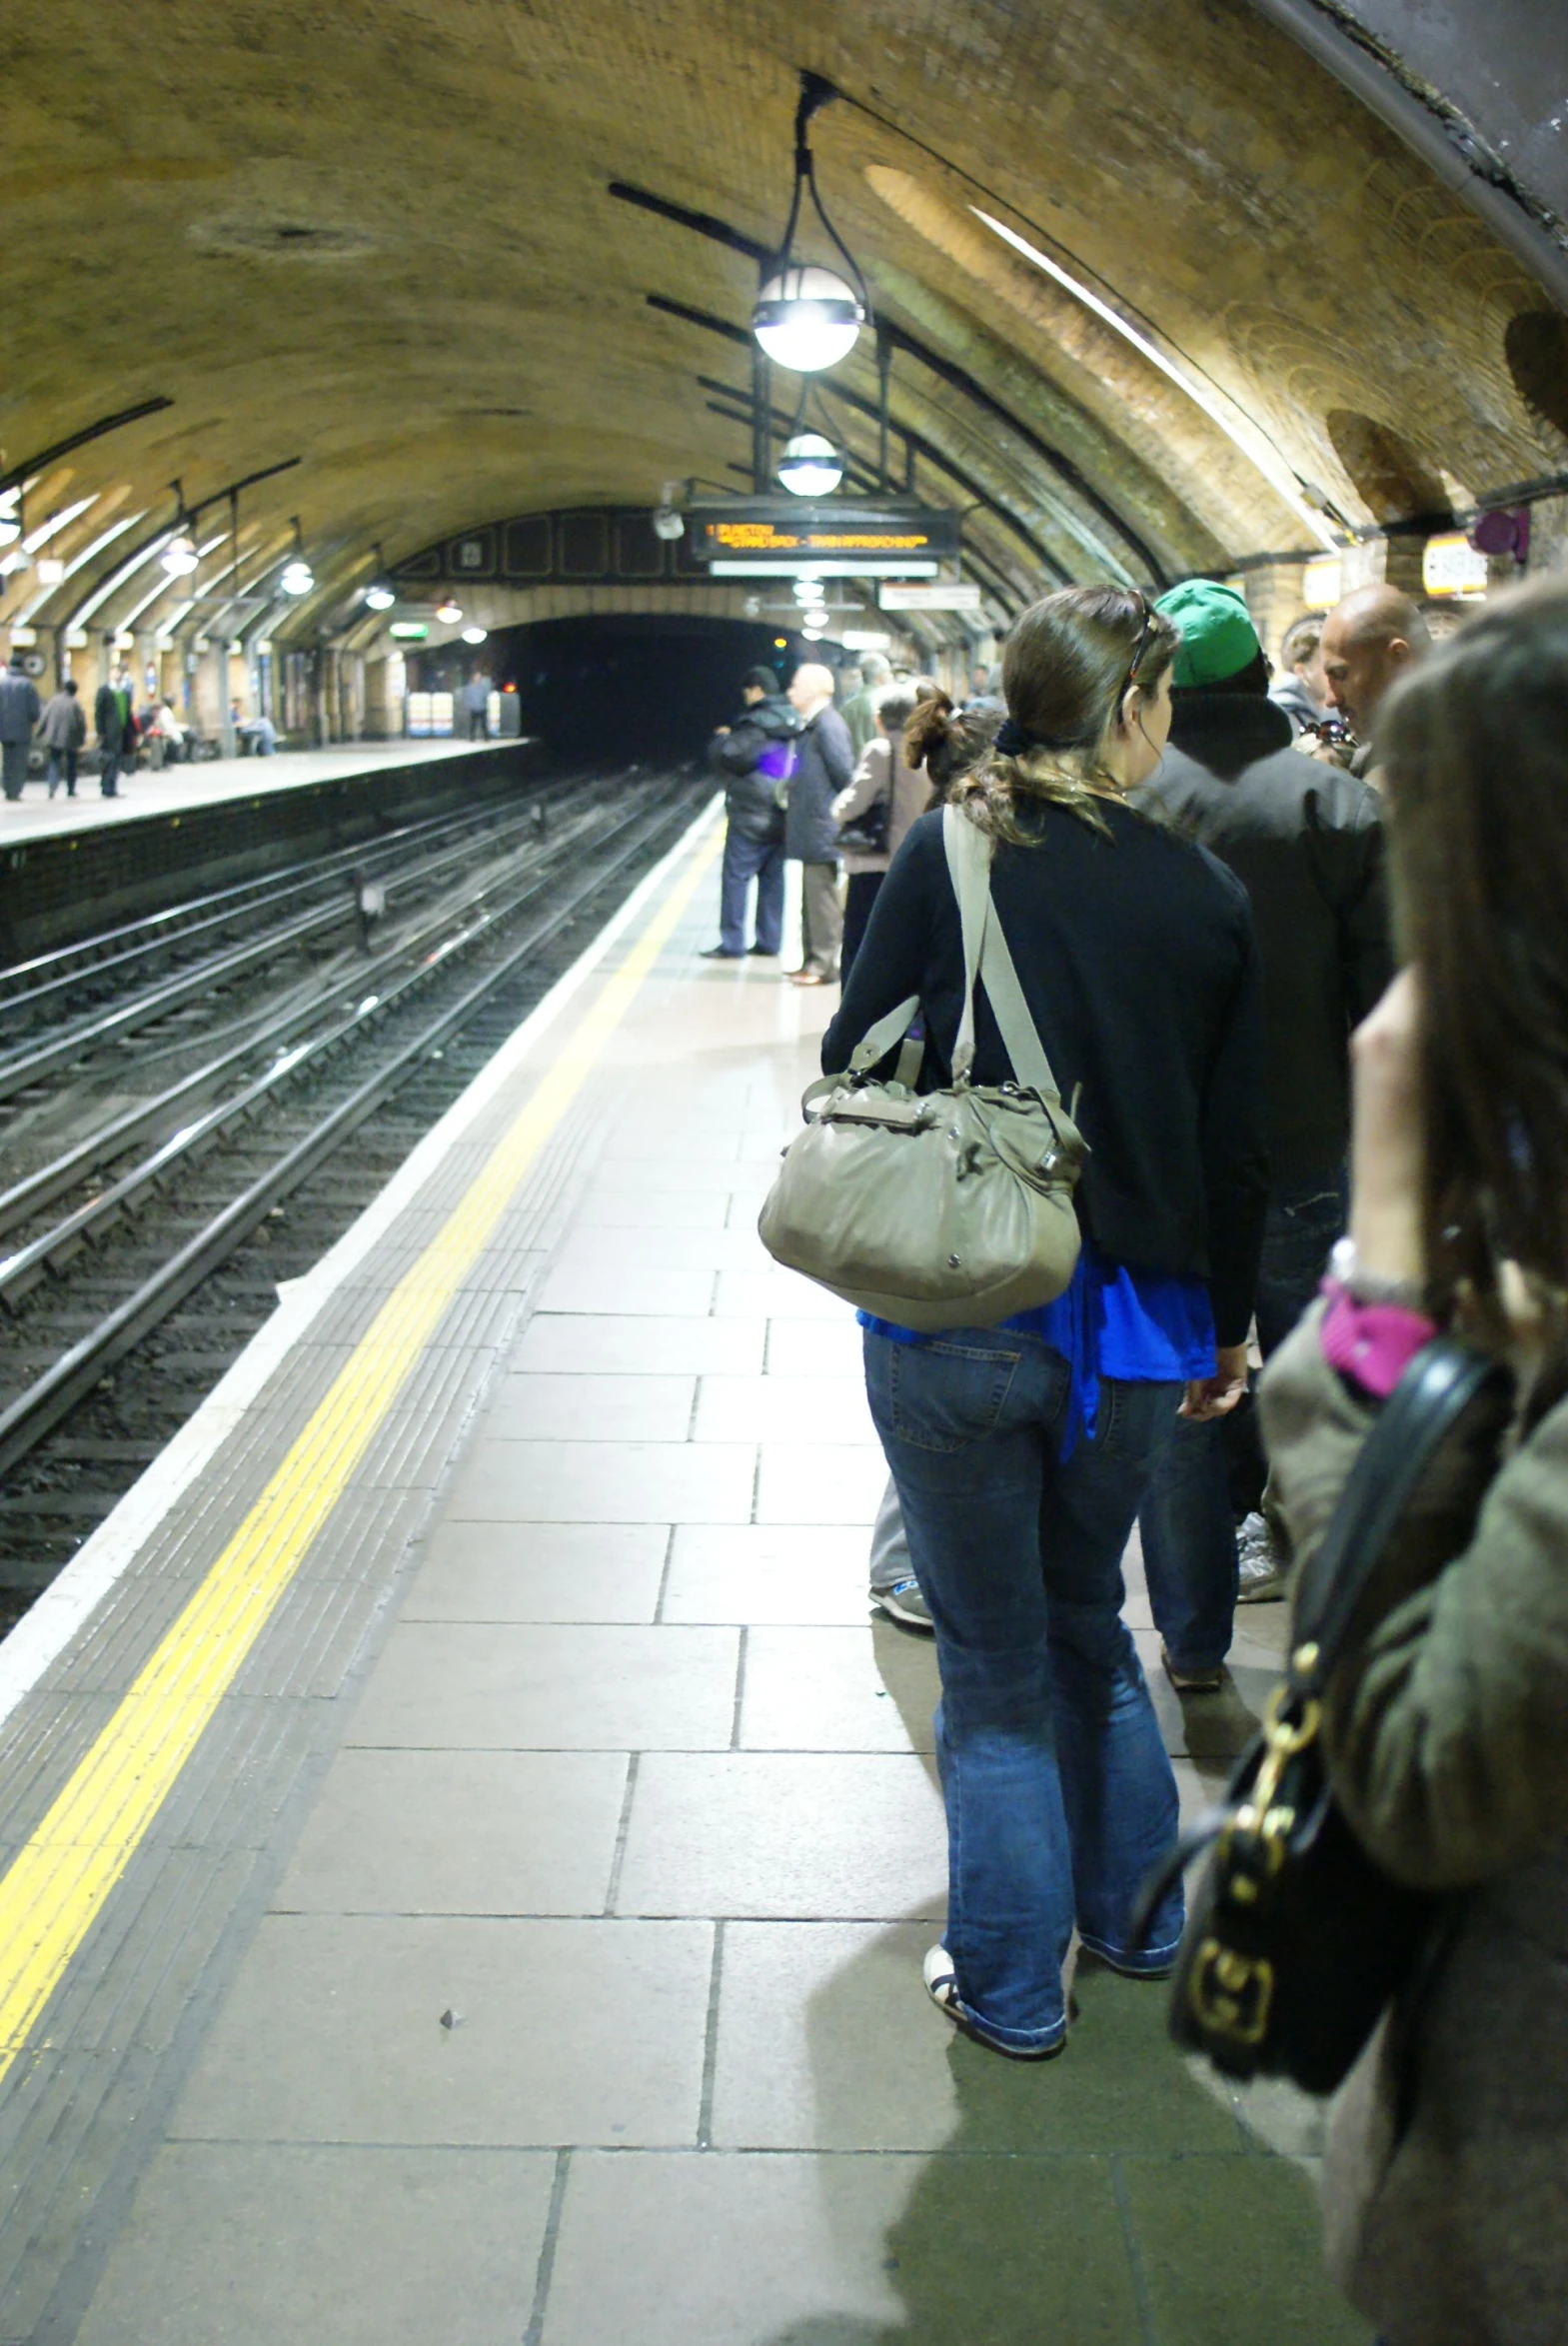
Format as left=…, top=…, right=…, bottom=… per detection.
left=0, top=651, right=41, bottom=800
left=1136, top=580, right=1391, bottom=1666
left=39, top=676, right=86, bottom=797
left=94, top=665, right=138, bottom=798
left=783, top=661, right=853, bottom=987
left=701, top=666, right=801, bottom=961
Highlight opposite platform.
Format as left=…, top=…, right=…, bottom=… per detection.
left=0, top=804, right=1366, bottom=2346
left=0, top=740, right=500, bottom=847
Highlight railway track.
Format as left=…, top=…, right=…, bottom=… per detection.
left=0, top=766, right=708, bottom=1626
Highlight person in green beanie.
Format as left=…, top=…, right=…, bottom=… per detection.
left=1135, top=578, right=1392, bottom=1663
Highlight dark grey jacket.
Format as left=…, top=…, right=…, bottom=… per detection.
left=708, top=693, right=800, bottom=846
left=784, top=702, right=853, bottom=864
left=1140, top=693, right=1391, bottom=1182
left=0, top=668, right=41, bottom=744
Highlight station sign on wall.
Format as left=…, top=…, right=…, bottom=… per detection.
left=689, top=502, right=961, bottom=577
left=878, top=581, right=983, bottom=612
left=1421, top=532, right=1490, bottom=598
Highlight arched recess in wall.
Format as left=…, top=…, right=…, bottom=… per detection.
left=1503, top=312, right=1568, bottom=447
left=1324, top=411, right=1453, bottom=524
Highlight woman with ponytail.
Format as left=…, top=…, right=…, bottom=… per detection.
left=822, top=586, right=1269, bottom=2060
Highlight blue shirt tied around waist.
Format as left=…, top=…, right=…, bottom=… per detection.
left=859, top=1244, right=1215, bottom=1454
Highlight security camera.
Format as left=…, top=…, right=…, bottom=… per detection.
left=652, top=507, right=685, bottom=541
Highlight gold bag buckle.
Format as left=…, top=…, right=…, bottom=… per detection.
left=1189, top=1937, right=1275, bottom=2047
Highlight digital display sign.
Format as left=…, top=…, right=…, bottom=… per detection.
left=688, top=501, right=961, bottom=574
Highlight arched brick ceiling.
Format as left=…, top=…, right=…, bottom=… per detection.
left=1, top=0, right=1563, bottom=646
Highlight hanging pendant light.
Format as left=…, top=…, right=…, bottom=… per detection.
left=779, top=430, right=845, bottom=497
left=0, top=492, right=19, bottom=551
left=279, top=518, right=314, bottom=597
left=365, top=543, right=396, bottom=609
left=752, top=73, right=871, bottom=376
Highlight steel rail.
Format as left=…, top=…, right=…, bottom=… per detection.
left=0, top=792, right=619, bottom=1290
left=0, top=779, right=573, bottom=1018
left=0, top=776, right=699, bottom=1480
left=0, top=784, right=587, bottom=1099
left=0, top=795, right=601, bottom=1240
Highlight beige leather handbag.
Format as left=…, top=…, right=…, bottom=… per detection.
left=759, top=804, right=1087, bottom=1329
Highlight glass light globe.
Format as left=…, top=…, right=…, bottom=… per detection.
left=365, top=584, right=396, bottom=611
left=280, top=560, right=314, bottom=597
left=436, top=600, right=462, bottom=625
left=778, top=432, right=844, bottom=496
left=161, top=533, right=199, bottom=578
left=461, top=625, right=488, bottom=645
left=753, top=266, right=863, bottom=373
left=0, top=498, right=19, bottom=550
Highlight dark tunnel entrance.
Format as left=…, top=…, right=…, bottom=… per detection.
left=414, top=613, right=822, bottom=771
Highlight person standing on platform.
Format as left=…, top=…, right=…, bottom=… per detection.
left=40, top=676, right=85, bottom=799
left=461, top=671, right=490, bottom=742
left=94, top=666, right=137, bottom=798
left=700, top=666, right=800, bottom=962
left=1319, top=584, right=1432, bottom=776
left=1269, top=612, right=1329, bottom=734
left=784, top=661, right=853, bottom=988
left=824, top=586, right=1266, bottom=2059
left=838, top=652, right=889, bottom=759
left=829, top=680, right=926, bottom=988
left=1136, top=581, right=1391, bottom=1655
left=0, top=651, right=41, bottom=802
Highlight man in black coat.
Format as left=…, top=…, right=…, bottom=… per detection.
left=0, top=652, right=41, bottom=800
left=1136, top=581, right=1392, bottom=1640
left=701, top=666, right=800, bottom=960
left=94, top=665, right=138, bottom=798
left=783, top=661, right=853, bottom=986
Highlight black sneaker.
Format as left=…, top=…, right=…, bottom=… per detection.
left=700, top=945, right=744, bottom=960
left=747, top=943, right=778, bottom=956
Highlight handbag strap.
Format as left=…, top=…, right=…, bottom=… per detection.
left=1288, top=1336, right=1512, bottom=1689
left=942, top=804, right=1063, bottom=1102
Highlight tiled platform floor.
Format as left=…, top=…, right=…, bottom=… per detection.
left=71, top=938, right=1369, bottom=2345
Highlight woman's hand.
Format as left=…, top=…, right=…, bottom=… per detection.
left=1349, top=969, right=1425, bottom=1289
left=1181, top=1342, right=1251, bottom=1421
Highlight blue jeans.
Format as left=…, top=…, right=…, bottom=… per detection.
left=1138, top=1169, right=1348, bottom=1666
left=718, top=826, right=784, bottom=956
left=865, top=1324, right=1186, bottom=2052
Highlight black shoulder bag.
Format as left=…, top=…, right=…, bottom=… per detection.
left=1131, top=1336, right=1513, bottom=2097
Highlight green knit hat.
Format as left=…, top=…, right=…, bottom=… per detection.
left=1154, top=580, right=1261, bottom=688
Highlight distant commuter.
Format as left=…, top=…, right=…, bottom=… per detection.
left=1260, top=578, right=1568, bottom=2345
left=461, top=671, right=490, bottom=742
left=94, top=666, right=137, bottom=799
left=1319, top=583, right=1432, bottom=774
left=39, top=676, right=85, bottom=799
left=701, top=665, right=800, bottom=961
left=1269, top=611, right=1329, bottom=734
left=838, top=651, right=889, bottom=759
left=0, top=651, right=41, bottom=802
left=784, top=662, right=853, bottom=987
left=830, top=680, right=927, bottom=987
left=1138, top=580, right=1392, bottom=1644
left=824, top=585, right=1266, bottom=2059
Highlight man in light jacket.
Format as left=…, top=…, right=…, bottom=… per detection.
left=0, top=652, right=41, bottom=801
left=784, top=662, right=853, bottom=987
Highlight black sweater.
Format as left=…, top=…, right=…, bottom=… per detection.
left=820, top=801, right=1269, bottom=1346
left=1140, top=694, right=1391, bottom=1181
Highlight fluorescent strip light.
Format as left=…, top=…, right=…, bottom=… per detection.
left=971, top=209, right=1337, bottom=553
left=14, top=513, right=146, bottom=623
left=710, top=559, right=939, bottom=578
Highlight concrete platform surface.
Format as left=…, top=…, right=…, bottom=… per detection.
left=0, top=740, right=499, bottom=845
left=0, top=808, right=1368, bottom=2345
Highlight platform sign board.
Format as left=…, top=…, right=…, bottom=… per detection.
left=878, top=581, right=983, bottom=612
left=1421, top=531, right=1489, bottom=598
left=688, top=501, right=960, bottom=576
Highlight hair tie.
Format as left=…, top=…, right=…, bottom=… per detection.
left=993, top=716, right=1035, bottom=758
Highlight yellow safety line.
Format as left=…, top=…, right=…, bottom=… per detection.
left=0, top=824, right=721, bottom=2072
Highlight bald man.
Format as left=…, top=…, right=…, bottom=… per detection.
left=1319, top=584, right=1432, bottom=758
left=784, top=662, right=853, bottom=984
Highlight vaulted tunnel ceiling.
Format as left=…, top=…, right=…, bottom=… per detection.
left=1, top=0, right=1564, bottom=649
